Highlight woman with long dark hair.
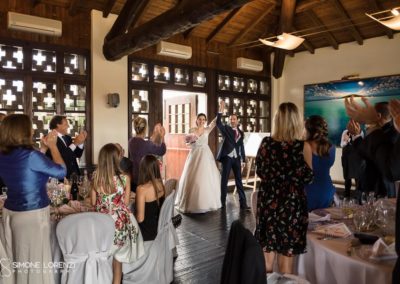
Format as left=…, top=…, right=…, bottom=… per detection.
left=304, top=115, right=336, bottom=211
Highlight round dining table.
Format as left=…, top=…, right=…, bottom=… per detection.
left=297, top=232, right=395, bottom=284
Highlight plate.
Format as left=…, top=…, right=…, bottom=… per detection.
left=354, top=245, right=397, bottom=263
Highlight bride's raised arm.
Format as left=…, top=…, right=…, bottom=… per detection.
left=206, top=116, right=217, bottom=133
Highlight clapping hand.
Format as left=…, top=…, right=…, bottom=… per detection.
left=219, top=100, right=225, bottom=113
left=344, top=97, right=379, bottom=124
left=151, top=123, right=165, bottom=145
left=347, top=119, right=361, bottom=136
left=74, top=130, right=87, bottom=145
left=389, top=99, right=400, bottom=133
left=46, top=130, right=59, bottom=148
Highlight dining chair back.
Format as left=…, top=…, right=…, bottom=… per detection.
left=122, top=190, right=179, bottom=284
left=56, top=212, right=115, bottom=284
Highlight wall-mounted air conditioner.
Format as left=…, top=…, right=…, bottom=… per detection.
left=237, top=57, right=263, bottom=72
left=8, top=12, right=62, bottom=37
left=156, top=41, right=192, bottom=59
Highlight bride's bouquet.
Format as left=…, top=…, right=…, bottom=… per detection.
left=185, top=133, right=198, bottom=145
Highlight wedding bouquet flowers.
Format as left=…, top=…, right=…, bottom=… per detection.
left=185, top=133, right=198, bottom=144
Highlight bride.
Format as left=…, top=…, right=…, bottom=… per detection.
left=175, top=112, right=221, bottom=213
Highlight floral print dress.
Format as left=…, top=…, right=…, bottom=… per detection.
left=95, top=175, right=144, bottom=263
left=254, top=137, right=313, bottom=256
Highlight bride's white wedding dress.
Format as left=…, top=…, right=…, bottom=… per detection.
left=175, top=118, right=221, bottom=213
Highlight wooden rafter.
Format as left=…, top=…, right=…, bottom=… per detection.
left=183, top=27, right=196, bottom=39
left=103, top=0, right=251, bottom=61
left=105, top=0, right=149, bottom=42
left=330, top=0, right=363, bottom=45
left=228, top=4, right=275, bottom=47
left=294, top=25, right=314, bottom=53
left=367, top=0, right=394, bottom=38
left=273, top=0, right=296, bottom=79
left=206, top=7, right=241, bottom=43
left=68, top=0, right=82, bottom=16
left=103, top=0, right=117, bottom=18
left=305, top=10, right=339, bottom=49
left=295, top=0, right=327, bottom=14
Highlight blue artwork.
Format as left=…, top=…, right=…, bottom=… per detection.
left=304, top=74, right=400, bottom=146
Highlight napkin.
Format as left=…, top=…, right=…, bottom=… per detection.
left=309, top=212, right=331, bottom=222
left=370, top=238, right=397, bottom=260
left=313, top=222, right=352, bottom=238
left=267, top=273, right=297, bottom=284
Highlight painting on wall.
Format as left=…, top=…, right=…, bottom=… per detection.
left=304, top=74, right=400, bottom=146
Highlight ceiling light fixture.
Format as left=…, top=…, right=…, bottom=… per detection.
left=366, top=7, right=400, bottom=31
left=259, top=33, right=305, bottom=50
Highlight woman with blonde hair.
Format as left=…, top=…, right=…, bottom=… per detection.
left=254, top=102, right=313, bottom=274
left=128, top=117, right=166, bottom=192
left=0, top=114, right=66, bottom=284
left=91, top=143, right=144, bottom=284
left=305, top=115, right=336, bottom=211
left=135, top=154, right=166, bottom=241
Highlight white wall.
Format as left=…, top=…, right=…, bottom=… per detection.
left=272, top=34, right=400, bottom=181
left=91, top=10, right=128, bottom=163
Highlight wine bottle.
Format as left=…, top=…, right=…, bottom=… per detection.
left=70, top=173, right=79, bottom=201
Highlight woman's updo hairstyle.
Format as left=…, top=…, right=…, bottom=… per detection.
left=133, top=116, right=147, bottom=135
left=305, top=115, right=331, bottom=156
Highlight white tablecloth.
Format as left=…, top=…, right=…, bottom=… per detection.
left=297, top=233, right=395, bottom=284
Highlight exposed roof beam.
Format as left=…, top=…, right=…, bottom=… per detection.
left=228, top=4, right=275, bottom=47
left=68, top=0, right=82, bottom=16
left=103, top=0, right=117, bottom=18
left=273, top=0, right=297, bottom=79
left=103, top=0, right=251, bottom=61
left=305, top=10, right=339, bottom=49
left=32, top=0, right=41, bottom=7
left=206, top=7, right=241, bottom=43
left=293, top=26, right=315, bottom=53
left=183, top=27, right=195, bottom=39
left=295, top=0, right=327, bottom=13
left=367, top=0, right=394, bottom=39
left=330, top=0, right=363, bottom=45
left=105, top=0, right=149, bottom=42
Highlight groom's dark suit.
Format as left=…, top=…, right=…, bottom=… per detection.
left=47, top=135, right=83, bottom=179
left=216, top=113, right=247, bottom=208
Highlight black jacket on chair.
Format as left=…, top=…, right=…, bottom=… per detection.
left=221, top=220, right=266, bottom=284
left=47, top=135, right=83, bottom=179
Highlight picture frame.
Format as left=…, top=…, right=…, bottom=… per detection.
left=304, top=74, right=400, bottom=146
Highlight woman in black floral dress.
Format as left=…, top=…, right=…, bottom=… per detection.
left=254, top=102, right=313, bottom=274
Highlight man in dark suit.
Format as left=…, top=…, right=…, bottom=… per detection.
left=345, top=97, right=400, bottom=284
left=46, top=115, right=87, bottom=179
left=216, top=100, right=250, bottom=210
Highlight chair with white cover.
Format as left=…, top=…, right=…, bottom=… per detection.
left=123, top=190, right=179, bottom=284
left=56, top=212, right=115, bottom=284
left=164, top=178, right=177, bottom=197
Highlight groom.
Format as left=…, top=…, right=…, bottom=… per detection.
left=216, top=100, right=250, bottom=210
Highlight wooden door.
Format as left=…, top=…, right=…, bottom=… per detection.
left=163, top=94, right=197, bottom=180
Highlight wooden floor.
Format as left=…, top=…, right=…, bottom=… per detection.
left=172, top=190, right=255, bottom=284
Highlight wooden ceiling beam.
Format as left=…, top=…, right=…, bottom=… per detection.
left=103, top=0, right=117, bottom=18
left=367, top=0, right=394, bottom=39
left=330, top=0, right=363, bottom=45
left=228, top=4, right=275, bottom=47
left=206, top=7, right=241, bottom=43
left=105, top=0, right=149, bottom=42
left=68, top=0, right=82, bottom=16
left=295, top=0, right=327, bottom=14
left=305, top=10, right=339, bottom=49
left=103, top=0, right=251, bottom=61
left=183, top=27, right=195, bottom=39
left=273, top=0, right=297, bottom=79
left=293, top=25, right=315, bottom=54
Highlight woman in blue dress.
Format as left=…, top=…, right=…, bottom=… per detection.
left=305, top=115, right=336, bottom=211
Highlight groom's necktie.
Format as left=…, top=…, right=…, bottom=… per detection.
left=234, top=129, right=239, bottom=140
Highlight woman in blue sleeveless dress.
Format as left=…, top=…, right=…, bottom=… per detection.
left=305, top=115, right=336, bottom=211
